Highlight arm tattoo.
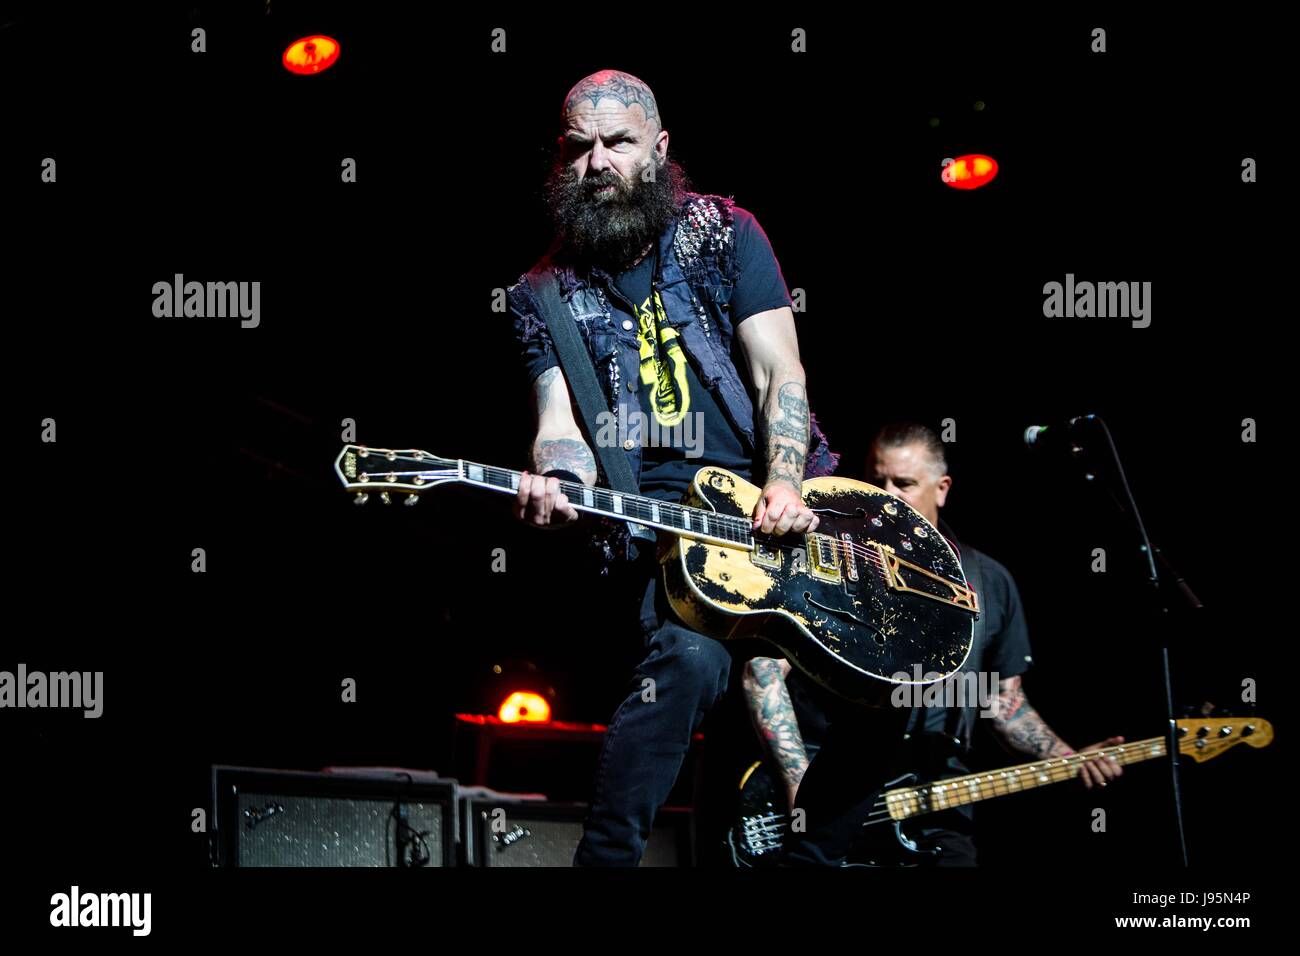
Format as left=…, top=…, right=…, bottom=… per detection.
left=532, top=438, right=597, bottom=486
left=761, top=380, right=810, bottom=492
left=992, top=679, right=1071, bottom=760
left=534, top=367, right=560, bottom=418
left=743, top=657, right=810, bottom=796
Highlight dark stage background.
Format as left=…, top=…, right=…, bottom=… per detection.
left=2, top=1, right=1284, bottom=926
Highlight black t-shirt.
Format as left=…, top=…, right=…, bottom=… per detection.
left=609, top=208, right=792, bottom=502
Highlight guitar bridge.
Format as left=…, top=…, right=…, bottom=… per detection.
left=751, top=537, right=781, bottom=569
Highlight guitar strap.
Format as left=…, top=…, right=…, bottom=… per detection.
left=523, top=266, right=653, bottom=544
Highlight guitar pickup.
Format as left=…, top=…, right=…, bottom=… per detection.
left=873, top=543, right=978, bottom=614
left=806, top=533, right=842, bottom=584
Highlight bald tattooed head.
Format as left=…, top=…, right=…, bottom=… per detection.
left=545, top=69, right=690, bottom=271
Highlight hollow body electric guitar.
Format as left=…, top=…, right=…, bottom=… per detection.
left=335, top=445, right=977, bottom=704
left=727, top=715, right=1275, bottom=866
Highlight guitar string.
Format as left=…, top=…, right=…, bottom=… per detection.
left=362, top=457, right=965, bottom=585
left=377, top=455, right=883, bottom=545
left=468, top=465, right=937, bottom=575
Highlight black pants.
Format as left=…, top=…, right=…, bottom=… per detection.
left=573, top=567, right=732, bottom=866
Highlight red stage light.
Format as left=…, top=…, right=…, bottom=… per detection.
left=942, top=153, right=998, bottom=190
left=498, top=691, right=552, bottom=724
left=282, top=35, right=341, bottom=75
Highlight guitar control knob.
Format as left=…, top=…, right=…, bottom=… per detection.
left=1218, top=726, right=1232, bottom=736
left=914, top=526, right=928, bottom=538
left=404, top=494, right=419, bottom=506
left=381, top=492, right=392, bottom=505
left=1176, top=725, right=1188, bottom=737
left=883, top=502, right=898, bottom=516
left=1196, top=726, right=1209, bottom=737
left=1242, top=724, right=1255, bottom=736
left=354, top=493, right=369, bottom=505
left=871, top=517, right=883, bottom=527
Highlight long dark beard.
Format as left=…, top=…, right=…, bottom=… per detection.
left=544, top=155, right=691, bottom=271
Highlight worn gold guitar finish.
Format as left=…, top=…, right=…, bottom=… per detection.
left=661, top=466, right=975, bottom=704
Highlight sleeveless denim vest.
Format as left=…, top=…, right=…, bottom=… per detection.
left=507, top=193, right=839, bottom=568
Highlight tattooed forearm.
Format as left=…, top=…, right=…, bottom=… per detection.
left=532, top=438, right=597, bottom=486
left=530, top=367, right=597, bottom=485
left=991, top=678, right=1071, bottom=760
left=743, top=657, right=809, bottom=801
left=761, top=379, right=810, bottom=492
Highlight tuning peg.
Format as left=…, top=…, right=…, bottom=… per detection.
left=381, top=492, right=392, bottom=505
left=354, top=493, right=369, bottom=505
left=404, top=494, right=419, bottom=506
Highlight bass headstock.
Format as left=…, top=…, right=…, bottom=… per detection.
left=1175, top=716, right=1273, bottom=764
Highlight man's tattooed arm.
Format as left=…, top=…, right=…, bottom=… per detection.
left=760, top=379, right=811, bottom=493
left=989, top=674, right=1073, bottom=759
left=531, top=367, right=598, bottom=485
left=742, top=657, right=809, bottom=807
left=532, top=438, right=597, bottom=483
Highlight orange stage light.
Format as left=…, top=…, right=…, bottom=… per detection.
left=942, top=153, right=999, bottom=190
left=497, top=691, right=552, bottom=724
left=282, top=35, right=341, bottom=75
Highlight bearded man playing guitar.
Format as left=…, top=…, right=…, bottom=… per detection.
left=503, top=68, right=853, bottom=866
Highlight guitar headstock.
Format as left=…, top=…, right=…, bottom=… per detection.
left=1175, top=716, right=1273, bottom=763
left=334, top=445, right=460, bottom=504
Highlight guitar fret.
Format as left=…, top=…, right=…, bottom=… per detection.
left=467, top=464, right=753, bottom=545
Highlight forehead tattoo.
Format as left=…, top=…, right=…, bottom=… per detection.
left=563, top=70, right=659, bottom=126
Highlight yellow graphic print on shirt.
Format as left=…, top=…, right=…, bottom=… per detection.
left=635, top=290, right=691, bottom=427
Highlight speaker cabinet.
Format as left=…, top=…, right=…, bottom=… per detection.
left=462, top=796, right=692, bottom=867
left=212, top=766, right=457, bottom=867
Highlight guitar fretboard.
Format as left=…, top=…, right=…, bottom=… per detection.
left=884, top=737, right=1166, bottom=820
left=460, top=461, right=756, bottom=547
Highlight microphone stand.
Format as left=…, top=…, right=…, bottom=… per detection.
left=1051, top=415, right=1199, bottom=866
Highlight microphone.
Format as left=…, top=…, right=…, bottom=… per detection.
left=1023, top=415, right=1096, bottom=451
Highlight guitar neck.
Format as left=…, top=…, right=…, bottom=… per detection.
left=885, top=736, right=1168, bottom=821
left=459, top=460, right=756, bottom=548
